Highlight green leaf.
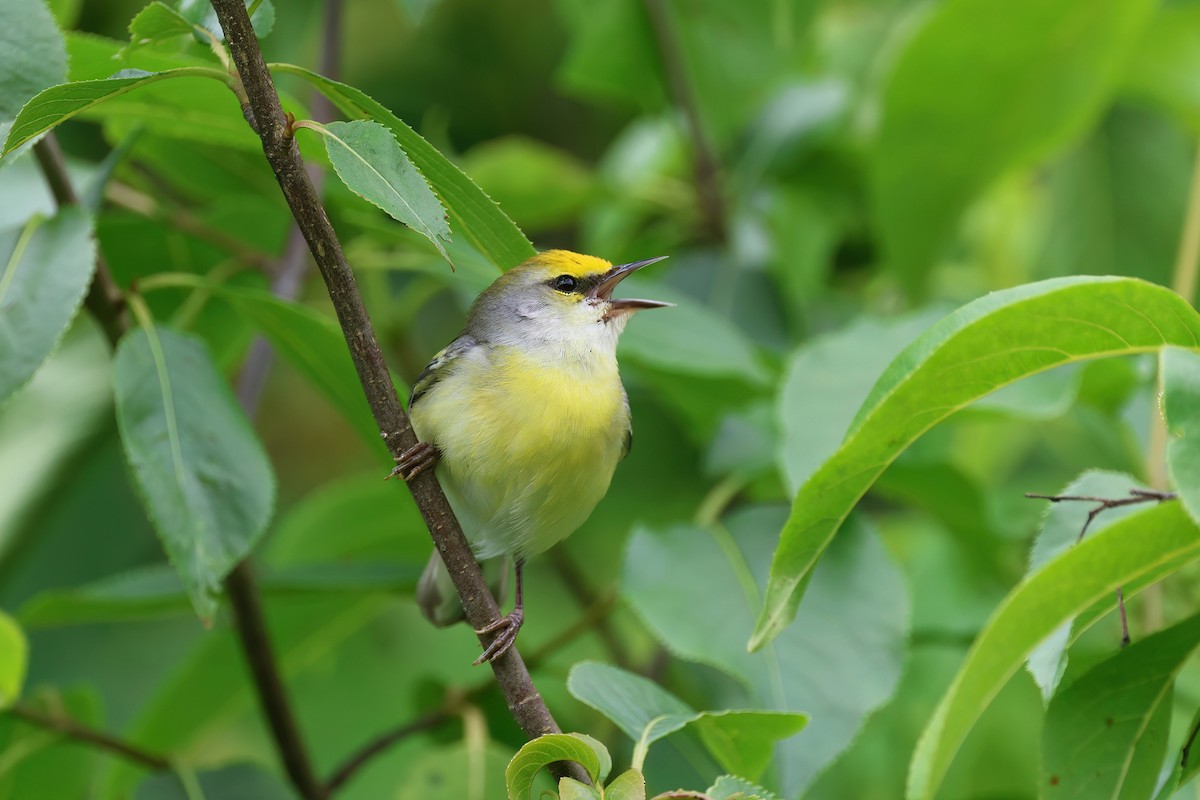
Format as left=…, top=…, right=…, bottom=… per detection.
left=176, top=0, right=275, bottom=40
left=559, top=778, right=602, bottom=800
left=1121, top=4, right=1200, bottom=131
left=0, top=688, right=99, bottom=796
left=459, top=136, right=594, bottom=233
left=605, top=770, right=646, bottom=800
left=397, top=742, right=514, bottom=800
left=707, top=775, right=779, bottom=800
left=907, top=502, right=1200, bottom=800
left=873, top=0, right=1154, bottom=293
left=1024, top=470, right=1147, bottom=701
left=690, top=712, right=808, bottom=782
left=0, top=0, right=67, bottom=123
left=0, top=611, right=27, bottom=707
left=310, top=119, right=449, bottom=260
left=127, top=2, right=195, bottom=45
left=752, top=277, right=1200, bottom=651
left=3, top=67, right=230, bottom=156
left=1042, top=612, right=1200, bottom=800
left=1162, top=346, right=1200, bottom=525
left=270, top=64, right=535, bottom=270
left=505, top=733, right=602, bottom=800
left=624, top=512, right=902, bottom=794
left=112, top=325, right=275, bottom=621
left=135, top=763, right=298, bottom=799
left=0, top=208, right=95, bottom=404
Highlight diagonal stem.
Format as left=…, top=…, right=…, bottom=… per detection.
left=8, top=703, right=171, bottom=772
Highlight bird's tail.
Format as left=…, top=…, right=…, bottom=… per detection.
left=416, top=550, right=510, bottom=627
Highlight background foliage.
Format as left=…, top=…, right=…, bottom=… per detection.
left=4, top=0, right=1200, bottom=798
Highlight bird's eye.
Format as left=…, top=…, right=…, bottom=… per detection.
left=551, top=274, right=579, bottom=293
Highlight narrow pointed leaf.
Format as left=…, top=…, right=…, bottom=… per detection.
left=1162, top=346, right=1200, bottom=525
left=270, top=64, right=535, bottom=269
left=3, top=67, right=229, bottom=156
left=752, top=277, right=1200, bottom=651
left=907, top=502, right=1200, bottom=800
left=113, top=325, right=275, bottom=621
left=1042, top=612, right=1200, bottom=799
left=0, top=208, right=95, bottom=404
left=313, top=119, right=449, bottom=260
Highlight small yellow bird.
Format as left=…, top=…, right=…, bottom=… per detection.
left=391, top=250, right=669, bottom=663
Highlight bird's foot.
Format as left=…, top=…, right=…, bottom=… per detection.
left=473, top=608, right=524, bottom=665
left=387, top=442, right=438, bottom=481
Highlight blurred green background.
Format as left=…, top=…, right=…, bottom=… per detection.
left=4, top=0, right=1200, bottom=797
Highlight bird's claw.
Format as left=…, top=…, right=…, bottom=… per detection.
left=387, top=441, right=438, bottom=482
left=473, top=608, right=524, bottom=665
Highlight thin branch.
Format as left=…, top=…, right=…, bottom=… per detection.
left=32, top=134, right=128, bottom=346
left=7, top=703, right=171, bottom=772
left=206, top=0, right=583, bottom=788
left=324, top=708, right=445, bottom=793
left=641, top=0, right=726, bottom=242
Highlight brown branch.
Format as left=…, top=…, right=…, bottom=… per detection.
left=1026, top=488, right=1178, bottom=647
left=641, top=0, right=726, bottom=242
left=206, top=0, right=583, bottom=789
left=8, top=703, right=171, bottom=772
left=32, top=134, right=128, bottom=346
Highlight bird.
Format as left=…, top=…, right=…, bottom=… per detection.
left=389, top=249, right=670, bottom=663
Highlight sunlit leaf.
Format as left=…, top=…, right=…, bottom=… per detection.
left=1162, top=346, right=1200, bottom=525
left=604, top=770, right=646, bottom=800
left=112, top=325, right=275, bottom=621
left=753, top=277, right=1200, bottom=651
left=127, top=2, right=194, bottom=45
left=0, top=611, right=27, bottom=707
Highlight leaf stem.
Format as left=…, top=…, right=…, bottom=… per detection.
left=7, top=703, right=171, bottom=772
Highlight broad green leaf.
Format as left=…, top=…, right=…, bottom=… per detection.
left=1121, top=4, right=1200, bottom=131
left=1162, top=346, right=1200, bottom=525
left=3, top=67, right=231, bottom=156
left=270, top=64, right=535, bottom=269
left=1042, top=612, right=1200, bottom=800
left=691, top=712, right=808, bottom=782
left=571, top=732, right=612, bottom=784
left=1024, top=470, right=1147, bottom=701
left=127, top=2, right=194, bottom=45
left=605, top=770, right=646, bottom=800
left=310, top=119, right=450, bottom=260
left=777, top=310, right=943, bottom=493
left=907, top=502, right=1200, bottom=800
left=396, top=742, right=514, bottom=800
left=17, top=562, right=418, bottom=627
left=625, top=511, right=904, bottom=795
left=559, top=778, right=602, bottom=800
left=505, top=734, right=602, bottom=800
left=0, top=208, right=95, bottom=404
left=707, top=775, right=779, bottom=800
left=873, top=0, right=1154, bottom=292
left=1157, top=705, right=1200, bottom=798
left=135, top=763, right=297, bottom=799
left=0, top=611, right=27, bottom=707
left=753, top=277, right=1200, bottom=651
left=112, top=325, right=275, bottom=621
left=0, top=0, right=66, bottom=123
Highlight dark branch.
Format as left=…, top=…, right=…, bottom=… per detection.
left=8, top=703, right=171, bottom=772
left=32, top=135, right=128, bottom=346
left=206, top=0, right=582, bottom=787
left=325, top=708, right=445, bottom=793
left=641, top=0, right=726, bottom=242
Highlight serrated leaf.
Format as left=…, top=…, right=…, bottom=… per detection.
left=113, top=325, right=275, bottom=621
left=1162, top=346, right=1200, bottom=525
left=874, top=0, right=1155, bottom=294
left=127, top=2, right=194, bottom=45
left=0, top=0, right=66, bottom=124
left=0, top=611, right=27, bottom=707
left=271, top=64, right=534, bottom=269
left=1042, top=613, right=1200, bottom=800
left=505, top=734, right=602, bottom=800
left=753, top=277, right=1200, bottom=651
left=907, top=502, right=1200, bottom=800
left=314, top=119, right=450, bottom=260
left=0, top=208, right=95, bottom=404
left=3, top=67, right=229, bottom=156
left=707, top=775, right=778, bottom=800
left=605, top=770, right=646, bottom=800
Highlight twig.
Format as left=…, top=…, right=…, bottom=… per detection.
left=548, top=549, right=632, bottom=669
left=7, top=703, right=171, bottom=772
left=31, top=134, right=128, bottom=346
left=324, top=708, right=446, bottom=793
left=206, top=0, right=583, bottom=787
left=641, top=0, right=726, bottom=242
left=1025, top=488, right=1177, bottom=647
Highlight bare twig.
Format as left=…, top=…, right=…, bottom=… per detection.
left=8, top=703, right=171, bottom=772
left=1025, top=488, right=1178, bottom=647
left=324, top=708, right=446, bottom=793
left=641, top=0, right=726, bottom=241
left=207, top=0, right=583, bottom=787
left=32, top=134, right=128, bottom=346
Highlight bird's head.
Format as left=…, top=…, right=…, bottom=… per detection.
left=466, top=250, right=670, bottom=354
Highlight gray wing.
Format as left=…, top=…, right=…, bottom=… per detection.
left=408, top=334, right=478, bottom=409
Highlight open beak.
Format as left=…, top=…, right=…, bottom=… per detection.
left=589, top=256, right=673, bottom=312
